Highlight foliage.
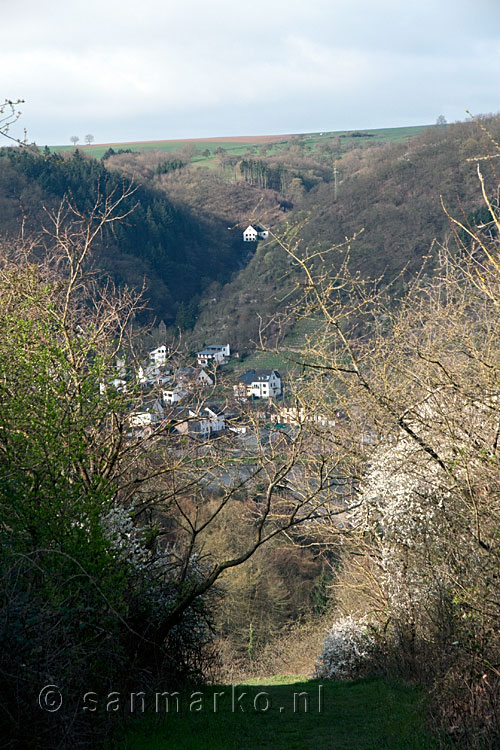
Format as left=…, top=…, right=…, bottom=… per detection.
left=156, top=157, right=186, bottom=174
left=0, top=184, right=353, bottom=746
left=0, top=194, right=218, bottom=747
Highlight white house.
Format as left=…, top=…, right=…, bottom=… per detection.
left=129, top=399, right=165, bottom=427
left=177, top=366, right=215, bottom=387
left=162, top=367, right=214, bottom=406
left=173, top=406, right=225, bottom=439
left=243, top=225, right=269, bottom=242
left=234, top=369, right=282, bottom=399
left=198, top=406, right=225, bottom=436
left=99, top=377, right=127, bottom=396
left=197, top=344, right=230, bottom=367
left=149, top=345, right=168, bottom=364
left=138, top=360, right=171, bottom=385
left=162, top=385, right=188, bottom=405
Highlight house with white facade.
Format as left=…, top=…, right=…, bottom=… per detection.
left=176, top=366, right=214, bottom=387
left=243, top=225, right=269, bottom=242
left=173, top=405, right=225, bottom=439
left=197, top=344, right=230, bottom=367
left=129, top=399, right=165, bottom=427
left=233, top=369, right=282, bottom=399
left=162, top=385, right=188, bottom=405
left=149, top=345, right=168, bottom=364
left=138, top=360, right=171, bottom=385
left=162, top=366, right=214, bottom=406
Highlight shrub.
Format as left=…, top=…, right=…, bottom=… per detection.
left=315, top=615, right=376, bottom=680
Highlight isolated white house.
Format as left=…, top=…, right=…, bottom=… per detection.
left=243, top=225, right=269, bottom=242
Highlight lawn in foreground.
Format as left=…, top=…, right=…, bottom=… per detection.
left=118, top=676, right=448, bottom=749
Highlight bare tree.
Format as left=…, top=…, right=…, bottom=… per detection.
left=0, top=180, right=361, bottom=750
left=266, top=143, right=500, bottom=741
left=0, top=98, right=24, bottom=143
left=70, top=135, right=79, bottom=146
left=84, top=133, right=94, bottom=145
left=0, top=98, right=39, bottom=154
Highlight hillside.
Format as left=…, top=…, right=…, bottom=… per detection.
left=2, top=118, right=496, bottom=346
left=190, top=116, right=500, bottom=352
left=0, top=147, right=246, bottom=323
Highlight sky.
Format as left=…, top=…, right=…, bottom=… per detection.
left=3, top=0, right=500, bottom=146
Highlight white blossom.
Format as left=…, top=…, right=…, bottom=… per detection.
left=315, top=615, right=375, bottom=680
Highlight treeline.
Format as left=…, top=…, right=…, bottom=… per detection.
left=239, top=158, right=295, bottom=192
left=156, top=157, right=186, bottom=174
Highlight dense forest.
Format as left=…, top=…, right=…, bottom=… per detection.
left=0, top=147, right=246, bottom=324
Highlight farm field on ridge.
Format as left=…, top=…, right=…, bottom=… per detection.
left=50, top=124, right=430, bottom=160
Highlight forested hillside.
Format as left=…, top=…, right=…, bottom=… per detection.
left=0, top=148, right=246, bottom=323
left=3, top=119, right=494, bottom=345
left=190, top=117, right=500, bottom=351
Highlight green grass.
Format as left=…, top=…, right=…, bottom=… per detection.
left=227, top=321, right=328, bottom=375
left=282, top=317, right=325, bottom=350
left=231, top=351, right=296, bottom=374
left=48, top=138, right=292, bottom=161
left=48, top=125, right=431, bottom=161
left=117, top=676, right=447, bottom=749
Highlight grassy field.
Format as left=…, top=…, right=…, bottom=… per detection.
left=282, top=317, right=325, bottom=350
left=49, top=124, right=431, bottom=161
left=221, top=318, right=327, bottom=377
left=229, top=351, right=294, bottom=374
left=49, top=137, right=293, bottom=161
left=117, top=676, right=448, bottom=749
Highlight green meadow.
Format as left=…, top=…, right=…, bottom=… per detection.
left=49, top=124, right=430, bottom=161
left=117, top=676, right=448, bottom=749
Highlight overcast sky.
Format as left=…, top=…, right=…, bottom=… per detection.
left=3, top=0, right=500, bottom=145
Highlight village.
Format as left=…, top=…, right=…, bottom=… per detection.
left=129, top=341, right=283, bottom=439
left=116, top=336, right=337, bottom=442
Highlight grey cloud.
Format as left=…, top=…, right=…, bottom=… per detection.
left=3, top=0, right=500, bottom=144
